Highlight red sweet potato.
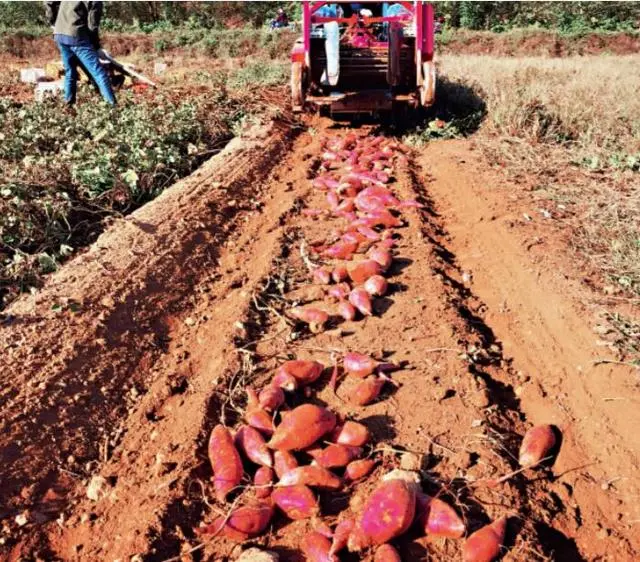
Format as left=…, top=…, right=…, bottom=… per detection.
left=345, top=458, right=377, bottom=481
left=331, top=421, right=370, bottom=447
left=278, top=360, right=324, bottom=385
left=302, top=531, right=338, bottom=562
left=271, top=485, right=319, bottom=520
left=258, top=385, right=285, bottom=412
left=274, top=450, right=299, bottom=479
left=350, top=377, right=385, bottom=406
left=343, top=352, right=377, bottom=378
left=350, top=478, right=417, bottom=549
left=330, top=518, right=354, bottom=556
left=348, top=259, right=383, bottom=284
left=253, top=466, right=274, bottom=499
left=518, top=425, right=557, bottom=468
left=198, top=503, right=274, bottom=541
left=208, top=425, right=243, bottom=502
left=374, top=544, right=402, bottom=562
left=235, top=425, right=273, bottom=467
left=245, top=407, right=275, bottom=436
left=308, top=444, right=362, bottom=468
left=268, top=404, right=336, bottom=451
left=278, top=465, right=342, bottom=490
left=463, top=517, right=507, bottom=562
left=415, top=492, right=465, bottom=538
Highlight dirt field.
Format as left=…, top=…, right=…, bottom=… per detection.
left=1, top=111, right=639, bottom=562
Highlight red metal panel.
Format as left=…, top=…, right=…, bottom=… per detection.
left=303, top=1, right=311, bottom=59
left=424, top=3, right=434, bottom=61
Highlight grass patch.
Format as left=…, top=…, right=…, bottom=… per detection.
left=436, top=54, right=640, bottom=303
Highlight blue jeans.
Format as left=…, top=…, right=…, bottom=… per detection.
left=56, top=41, right=116, bottom=105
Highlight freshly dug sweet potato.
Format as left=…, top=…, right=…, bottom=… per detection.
left=463, top=517, right=507, bottom=562
left=253, top=467, right=274, bottom=499
left=331, top=421, right=370, bottom=447
left=259, top=385, right=285, bottom=412
left=330, top=519, right=354, bottom=556
left=345, top=458, right=377, bottom=481
left=350, top=377, right=385, bottom=406
left=235, top=425, right=273, bottom=467
left=308, top=444, right=362, bottom=468
left=268, top=404, right=336, bottom=451
left=271, top=485, right=319, bottom=520
left=198, top=503, right=274, bottom=541
left=278, top=465, right=342, bottom=490
left=414, top=492, right=465, bottom=538
left=374, top=544, right=402, bottom=562
left=519, top=425, right=557, bottom=468
left=348, top=259, right=383, bottom=284
left=246, top=407, right=275, bottom=436
left=274, top=450, right=299, bottom=479
left=278, top=360, right=324, bottom=386
left=208, top=425, right=243, bottom=502
left=302, top=531, right=338, bottom=562
left=349, top=478, right=417, bottom=549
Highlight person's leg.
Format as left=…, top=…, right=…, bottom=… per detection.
left=57, top=42, right=78, bottom=105
left=70, top=44, right=116, bottom=105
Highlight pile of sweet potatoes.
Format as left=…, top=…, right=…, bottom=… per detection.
left=197, top=134, right=560, bottom=561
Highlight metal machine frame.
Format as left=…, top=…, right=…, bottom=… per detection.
left=291, top=1, right=435, bottom=113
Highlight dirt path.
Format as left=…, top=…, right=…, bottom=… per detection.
left=1, top=124, right=638, bottom=561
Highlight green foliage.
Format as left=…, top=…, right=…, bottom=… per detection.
left=0, top=85, right=239, bottom=307
left=436, top=1, right=640, bottom=33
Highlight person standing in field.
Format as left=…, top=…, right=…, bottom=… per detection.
left=45, top=1, right=116, bottom=106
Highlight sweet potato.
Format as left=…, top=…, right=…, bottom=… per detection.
left=364, top=274, right=388, bottom=297
left=268, top=404, right=336, bottom=451
left=350, top=377, right=385, bottom=406
left=289, top=307, right=329, bottom=333
left=374, top=544, right=402, bottom=562
left=348, top=259, right=383, bottom=284
left=332, top=265, right=349, bottom=283
left=349, top=288, right=373, bottom=316
left=415, top=492, right=465, bottom=538
left=271, top=370, right=298, bottom=392
left=208, top=425, right=243, bottom=502
left=274, top=450, right=299, bottom=479
left=302, top=531, right=338, bottom=562
left=331, top=421, right=370, bottom=447
left=343, top=352, right=377, bottom=378
left=235, top=425, right=273, bottom=468
left=245, top=407, right=275, bottom=436
left=345, top=458, right=377, bottom=481
left=278, top=465, right=342, bottom=490
left=330, top=519, right=354, bottom=556
left=198, top=503, right=274, bottom=541
left=369, top=247, right=393, bottom=271
left=253, top=466, right=274, bottom=499
left=271, top=485, right=319, bottom=520
left=463, top=517, right=507, bottom=562
left=518, top=425, right=557, bottom=468
left=350, top=478, right=417, bottom=549
left=278, top=360, right=324, bottom=386
left=258, top=385, right=285, bottom=412
left=308, top=444, right=362, bottom=468
left=337, top=300, right=357, bottom=321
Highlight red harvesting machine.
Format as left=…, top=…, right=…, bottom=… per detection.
left=291, top=1, right=435, bottom=114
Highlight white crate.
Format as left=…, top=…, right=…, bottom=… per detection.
left=34, top=80, right=65, bottom=102
left=20, top=68, right=46, bottom=84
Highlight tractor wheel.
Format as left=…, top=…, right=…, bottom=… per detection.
left=419, top=61, right=436, bottom=107
left=291, top=61, right=305, bottom=112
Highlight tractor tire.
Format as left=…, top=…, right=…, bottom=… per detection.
left=419, top=61, right=436, bottom=107
left=291, top=61, right=305, bottom=112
